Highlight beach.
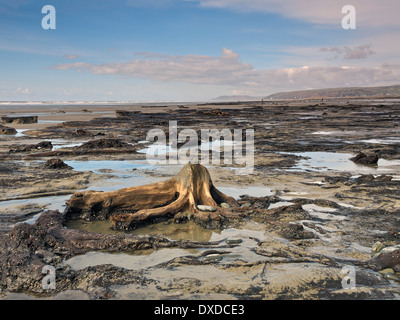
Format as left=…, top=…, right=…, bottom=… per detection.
left=1, top=98, right=400, bottom=299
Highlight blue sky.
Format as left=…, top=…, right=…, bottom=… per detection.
left=1, top=0, right=399, bottom=101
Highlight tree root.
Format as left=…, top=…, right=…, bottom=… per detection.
left=65, top=163, right=240, bottom=230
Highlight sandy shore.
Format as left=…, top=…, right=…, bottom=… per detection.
left=1, top=99, right=400, bottom=300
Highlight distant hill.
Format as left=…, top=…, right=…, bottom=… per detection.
left=264, top=84, right=400, bottom=100
left=211, top=95, right=261, bottom=101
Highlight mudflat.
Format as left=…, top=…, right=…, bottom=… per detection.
left=1, top=98, right=400, bottom=300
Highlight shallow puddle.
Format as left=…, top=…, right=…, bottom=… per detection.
left=65, top=219, right=268, bottom=270
left=51, top=140, right=87, bottom=150
left=285, top=151, right=400, bottom=174
left=359, top=138, right=400, bottom=145
left=66, top=219, right=216, bottom=242
left=65, top=248, right=198, bottom=271
left=64, top=159, right=156, bottom=175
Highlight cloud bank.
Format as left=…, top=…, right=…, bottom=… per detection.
left=195, top=0, right=400, bottom=27
left=52, top=48, right=400, bottom=95
left=321, top=45, right=376, bottom=60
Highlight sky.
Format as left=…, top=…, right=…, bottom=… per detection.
left=1, top=0, right=400, bottom=101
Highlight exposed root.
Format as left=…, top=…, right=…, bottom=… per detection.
left=65, top=163, right=240, bottom=230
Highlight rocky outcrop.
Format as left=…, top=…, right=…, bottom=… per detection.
left=0, top=210, right=231, bottom=296
left=76, top=138, right=132, bottom=150
left=0, top=125, right=17, bottom=135
left=9, top=141, right=53, bottom=153
left=350, top=152, right=379, bottom=165
left=115, top=110, right=141, bottom=118
left=44, top=158, right=72, bottom=170
left=1, top=116, right=38, bottom=124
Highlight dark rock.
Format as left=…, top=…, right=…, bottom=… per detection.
left=75, top=129, right=89, bottom=136
left=276, top=223, right=316, bottom=240
left=115, top=110, right=141, bottom=118
left=0, top=210, right=229, bottom=296
left=355, top=174, right=393, bottom=184
left=9, top=141, right=53, bottom=153
left=1, top=115, right=38, bottom=124
left=238, top=195, right=282, bottom=210
left=350, top=152, right=379, bottom=165
left=268, top=203, right=309, bottom=220
left=0, top=125, right=17, bottom=135
left=77, top=138, right=131, bottom=150
left=375, top=175, right=393, bottom=182
left=367, top=249, right=400, bottom=271
left=44, top=158, right=72, bottom=170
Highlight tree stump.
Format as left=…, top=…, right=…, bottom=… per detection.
left=65, top=163, right=240, bottom=230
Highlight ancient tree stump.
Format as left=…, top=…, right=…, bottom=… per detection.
left=65, top=163, right=239, bottom=230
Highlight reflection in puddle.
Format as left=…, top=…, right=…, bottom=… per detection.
left=285, top=151, right=400, bottom=174
left=66, top=219, right=215, bottom=242
left=65, top=220, right=269, bottom=270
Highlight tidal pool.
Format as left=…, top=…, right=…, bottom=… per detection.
left=285, top=151, right=400, bottom=174
left=66, top=218, right=215, bottom=242
left=64, top=219, right=269, bottom=271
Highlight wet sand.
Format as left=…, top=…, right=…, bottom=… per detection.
left=1, top=98, right=400, bottom=299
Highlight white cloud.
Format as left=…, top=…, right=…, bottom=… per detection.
left=196, top=0, right=400, bottom=27
left=16, top=87, right=30, bottom=95
left=52, top=48, right=400, bottom=96
left=321, top=45, right=376, bottom=60
left=52, top=48, right=253, bottom=85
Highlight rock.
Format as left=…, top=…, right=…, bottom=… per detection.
left=44, top=158, right=72, bottom=170
left=174, top=211, right=193, bottom=223
left=355, top=175, right=393, bottom=184
left=75, top=129, right=89, bottom=136
left=77, top=138, right=131, bottom=150
left=115, top=110, right=141, bottom=118
left=220, top=203, right=231, bottom=208
left=241, top=203, right=251, bottom=208
left=375, top=175, right=393, bottom=182
left=0, top=126, right=17, bottom=135
left=372, top=241, right=384, bottom=254
left=277, top=223, right=316, bottom=240
left=380, top=245, right=400, bottom=254
left=9, top=141, right=53, bottom=153
left=1, top=115, right=38, bottom=124
left=350, top=152, right=379, bottom=165
left=226, top=237, right=243, bottom=244
left=197, top=205, right=217, bottom=212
